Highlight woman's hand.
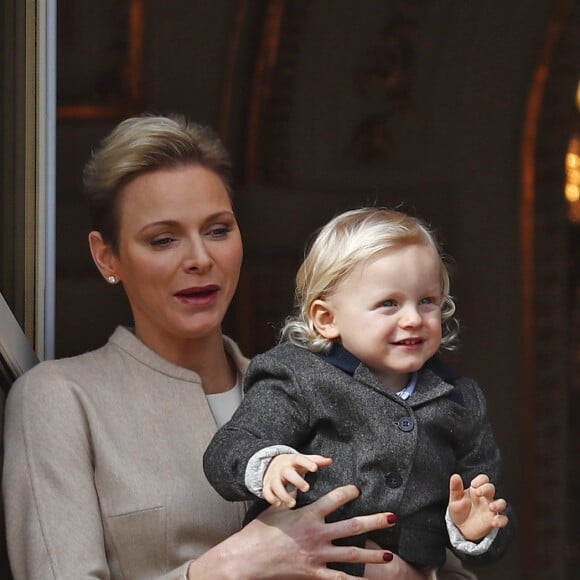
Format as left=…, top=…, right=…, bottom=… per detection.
left=364, top=540, right=430, bottom=580
left=191, top=484, right=398, bottom=579
left=364, top=543, right=480, bottom=580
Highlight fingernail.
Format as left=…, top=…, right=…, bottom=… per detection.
left=383, top=552, right=393, bottom=562
left=387, top=514, right=397, bottom=524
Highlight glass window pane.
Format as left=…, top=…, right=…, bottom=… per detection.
left=0, top=0, right=27, bottom=329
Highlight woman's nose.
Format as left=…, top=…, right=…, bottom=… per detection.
left=184, top=239, right=213, bottom=272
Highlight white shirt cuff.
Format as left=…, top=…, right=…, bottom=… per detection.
left=244, top=445, right=298, bottom=497
left=445, top=507, right=499, bottom=555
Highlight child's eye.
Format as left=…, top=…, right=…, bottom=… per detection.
left=381, top=299, right=396, bottom=308
left=420, top=296, right=441, bottom=308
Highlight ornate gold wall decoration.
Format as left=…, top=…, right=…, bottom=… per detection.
left=349, top=12, right=417, bottom=162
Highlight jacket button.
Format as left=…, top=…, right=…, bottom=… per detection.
left=385, top=471, right=403, bottom=488
left=398, top=416, right=415, bottom=432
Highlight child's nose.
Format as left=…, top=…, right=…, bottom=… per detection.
left=400, top=305, right=422, bottom=328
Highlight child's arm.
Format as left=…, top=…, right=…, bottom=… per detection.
left=449, top=378, right=515, bottom=561
left=447, top=473, right=509, bottom=542
left=263, top=453, right=333, bottom=508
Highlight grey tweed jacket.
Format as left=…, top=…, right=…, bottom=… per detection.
left=204, top=342, right=513, bottom=571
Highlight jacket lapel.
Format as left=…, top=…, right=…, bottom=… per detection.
left=407, top=368, right=456, bottom=407
left=320, top=344, right=458, bottom=406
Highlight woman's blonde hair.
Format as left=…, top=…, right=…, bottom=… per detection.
left=83, top=113, right=232, bottom=254
left=281, top=207, right=459, bottom=352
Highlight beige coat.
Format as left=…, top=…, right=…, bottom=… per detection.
left=2, top=327, right=247, bottom=580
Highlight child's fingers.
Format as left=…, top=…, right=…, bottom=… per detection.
left=282, top=468, right=310, bottom=493
left=304, top=454, right=333, bottom=468
left=289, top=455, right=319, bottom=474
left=291, top=454, right=332, bottom=473
left=473, top=481, right=496, bottom=500
left=491, top=513, right=509, bottom=529
left=489, top=498, right=507, bottom=514
left=469, top=473, right=490, bottom=488
left=262, top=485, right=282, bottom=507
left=448, top=473, right=465, bottom=502
left=269, top=476, right=299, bottom=507
left=262, top=454, right=333, bottom=509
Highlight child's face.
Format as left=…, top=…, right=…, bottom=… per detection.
left=321, top=243, right=443, bottom=391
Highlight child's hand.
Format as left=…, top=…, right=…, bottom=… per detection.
left=263, top=453, right=332, bottom=508
left=448, top=473, right=509, bottom=541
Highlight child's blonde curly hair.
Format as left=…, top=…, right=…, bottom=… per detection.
left=281, top=207, right=459, bottom=353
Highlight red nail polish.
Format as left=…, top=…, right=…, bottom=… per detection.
left=387, top=514, right=397, bottom=524
left=383, top=552, right=393, bottom=562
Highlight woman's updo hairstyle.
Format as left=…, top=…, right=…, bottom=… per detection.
left=83, top=113, right=232, bottom=254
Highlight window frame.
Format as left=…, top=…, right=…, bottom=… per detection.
left=1, top=0, right=55, bottom=365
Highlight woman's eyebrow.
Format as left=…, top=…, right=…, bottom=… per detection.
left=204, top=211, right=236, bottom=221
left=138, top=211, right=236, bottom=233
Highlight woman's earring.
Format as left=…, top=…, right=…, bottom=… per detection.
left=106, top=275, right=118, bottom=284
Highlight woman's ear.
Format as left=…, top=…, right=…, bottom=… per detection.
left=88, top=231, right=120, bottom=282
left=310, top=299, right=340, bottom=340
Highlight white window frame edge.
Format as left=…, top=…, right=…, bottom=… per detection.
left=0, top=293, right=39, bottom=378
left=30, top=0, right=56, bottom=360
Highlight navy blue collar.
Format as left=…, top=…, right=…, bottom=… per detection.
left=319, top=343, right=460, bottom=385
left=319, top=343, right=360, bottom=374
left=424, top=354, right=461, bottom=384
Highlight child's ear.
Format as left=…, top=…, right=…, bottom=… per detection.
left=310, top=299, right=340, bottom=340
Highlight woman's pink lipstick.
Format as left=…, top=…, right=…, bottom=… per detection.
left=174, top=285, right=219, bottom=305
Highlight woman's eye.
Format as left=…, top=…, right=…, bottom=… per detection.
left=206, top=225, right=232, bottom=238
left=150, top=236, right=175, bottom=247
left=420, top=297, right=433, bottom=305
